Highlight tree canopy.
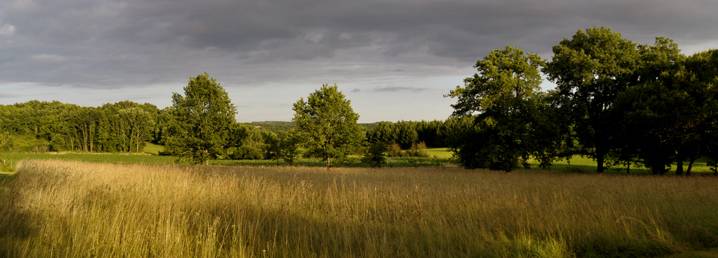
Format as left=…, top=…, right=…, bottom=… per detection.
left=544, top=27, right=640, bottom=172
left=293, top=84, right=363, bottom=167
left=165, top=73, right=237, bottom=164
left=449, top=46, right=548, bottom=170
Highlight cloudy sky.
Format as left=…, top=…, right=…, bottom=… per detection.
left=1, top=0, right=717, bottom=122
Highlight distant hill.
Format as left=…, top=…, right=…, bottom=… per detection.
left=241, top=121, right=294, bottom=132
left=242, top=121, right=385, bottom=133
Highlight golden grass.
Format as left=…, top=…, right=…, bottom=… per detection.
left=2, top=160, right=718, bottom=257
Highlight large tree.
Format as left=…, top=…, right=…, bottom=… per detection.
left=293, top=84, right=363, bottom=167
left=166, top=73, right=237, bottom=164
left=544, top=27, right=640, bottom=173
left=613, top=37, right=694, bottom=174
left=449, top=46, right=545, bottom=171
left=686, top=50, right=718, bottom=174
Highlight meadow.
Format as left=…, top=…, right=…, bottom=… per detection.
left=2, top=149, right=715, bottom=175
left=0, top=151, right=451, bottom=171
left=2, top=160, right=718, bottom=257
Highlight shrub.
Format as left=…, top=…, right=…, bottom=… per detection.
left=362, top=142, right=388, bottom=167
left=278, top=131, right=301, bottom=164
left=230, top=145, right=264, bottom=160
left=406, top=142, right=429, bottom=157
left=387, top=144, right=403, bottom=157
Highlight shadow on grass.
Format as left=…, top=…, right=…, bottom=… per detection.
left=0, top=174, right=39, bottom=257
left=211, top=157, right=454, bottom=168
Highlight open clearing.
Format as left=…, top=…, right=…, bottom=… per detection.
left=2, top=160, right=718, bottom=257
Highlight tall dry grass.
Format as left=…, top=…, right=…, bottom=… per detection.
left=1, top=160, right=718, bottom=257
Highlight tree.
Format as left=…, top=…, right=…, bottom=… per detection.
left=366, top=122, right=397, bottom=145
left=686, top=50, right=718, bottom=175
left=262, top=131, right=281, bottom=160
left=449, top=46, right=544, bottom=171
left=416, top=120, right=446, bottom=148
left=395, top=121, right=419, bottom=149
left=362, top=141, right=388, bottom=167
left=544, top=27, right=640, bottom=173
left=527, top=91, right=570, bottom=169
left=277, top=130, right=301, bottom=164
left=166, top=73, right=237, bottom=164
left=612, top=37, right=693, bottom=174
left=116, top=107, right=153, bottom=153
left=364, top=122, right=394, bottom=167
left=293, top=84, right=363, bottom=167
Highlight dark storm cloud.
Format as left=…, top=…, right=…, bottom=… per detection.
left=1, top=0, right=717, bottom=120
left=1, top=0, right=717, bottom=87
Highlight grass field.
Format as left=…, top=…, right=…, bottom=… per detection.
left=2, top=160, right=718, bottom=257
left=0, top=150, right=454, bottom=172
left=142, top=142, right=166, bottom=155
left=1, top=148, right=715, bottom=174
left=425, top=147, right=454, bottom=159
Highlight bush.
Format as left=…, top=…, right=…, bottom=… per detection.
left=362, top=142, right=388, bottom=167
left=278, top=132, right=301, bottom=164
left=387, top=144, right=403, bottom=157
left=406, top=142, right=429, bottom=157
left=230, top=145, right=264, bottom=160
left=0, top=134, right=49, bottom=152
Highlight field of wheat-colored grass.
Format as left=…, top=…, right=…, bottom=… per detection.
left=2, top=160, right=718, bottom=257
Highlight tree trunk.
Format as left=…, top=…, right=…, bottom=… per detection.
left=90, top=124, right=95, bottom=152
left=81, top=125, right=88, bottom=152
left=651, top=161, right=666, bottom=175
left=596, top=154, right=605, bottom=173
left=686, top=158, right=696, bottom=176
left=676, top=159, right=684, bottom=175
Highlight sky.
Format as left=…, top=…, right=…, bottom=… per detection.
left=1, top=0, right=717, bottom=122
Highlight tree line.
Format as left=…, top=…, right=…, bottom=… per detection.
left=0, top=101, right=160, bottom=153
left=1, top=27, right=717, bottom=173
left=0, top=78, right=453, bottom=166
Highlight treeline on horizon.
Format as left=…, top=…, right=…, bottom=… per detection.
left=0, top=100, right=451, bottom=158
left=1, top=26, right=717, bottom=174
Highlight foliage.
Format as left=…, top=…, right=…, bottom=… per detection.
left=165, top=73, right=237, bottom=164
left=686, top=50, right=718, bottom=175
left=0, top=100, right=159, bottom=153
left=261, top=130, right=301, bottom=164
left=612, top=38, right=688, bottom=174
left=544, top=27, right=640, bottom=172
left=395, top=121, right=419, bottom=149
left=449, top=46, right=546, bottom=171
left=366, top=122, right=396, bottom=145
left=277, top=130, right=301, bottom=164
left=406, top=142, right=429, bottom=157
left=362, top=141, right=388, bottom=167
left=293, top=84, right=363, bottom=167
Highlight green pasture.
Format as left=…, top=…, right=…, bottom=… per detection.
left=1, top=147, right=715, bottom=174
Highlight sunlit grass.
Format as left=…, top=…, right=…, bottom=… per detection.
left=2, top=150, right=715, bottom=174
left=425, top=147, right=454, bottom=159
left=1, top=160, right=718, bottom=257
left=0, top=151, right=454, bottom=169
left=142, top=142, right=166, bottom=155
